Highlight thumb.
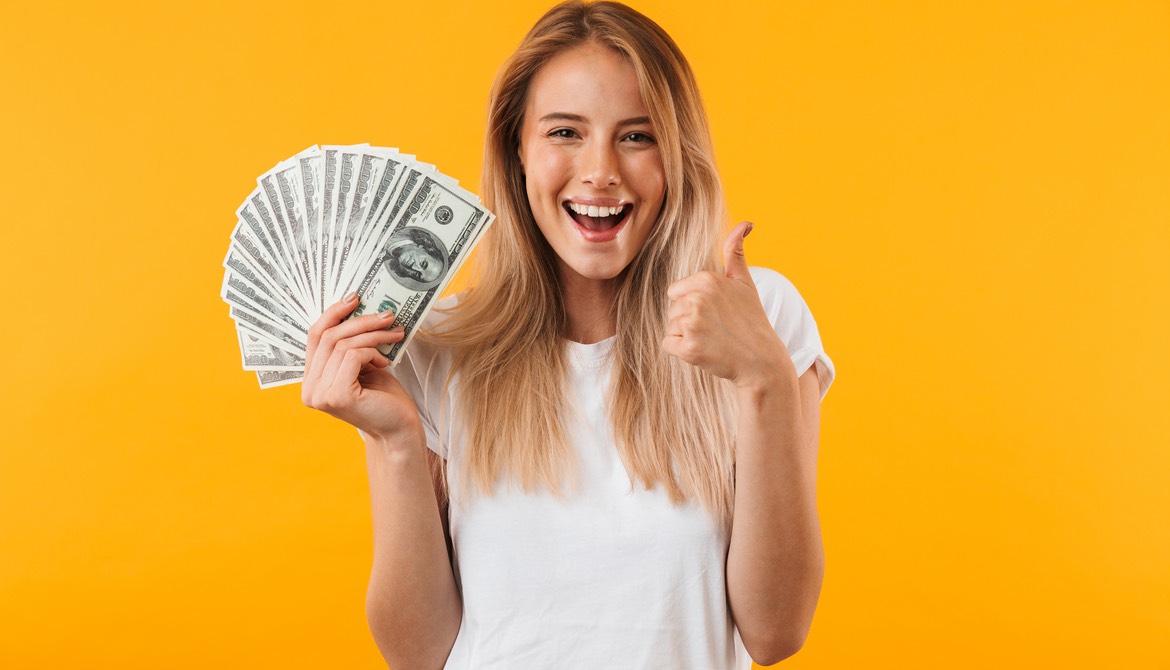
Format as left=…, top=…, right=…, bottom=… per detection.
left=723, top=221, right=755, bottom=283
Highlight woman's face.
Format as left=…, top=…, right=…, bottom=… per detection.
left=518, top=42, right=666, bottom=284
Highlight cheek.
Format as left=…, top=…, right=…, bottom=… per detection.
left=534, top=151, right=573, bottom=190
left=528, top=153, right=576, bottom=229
left=629, top=153, right=666, bottom=202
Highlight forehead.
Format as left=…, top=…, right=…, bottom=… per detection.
left=525, top=43, right=647, bottom=118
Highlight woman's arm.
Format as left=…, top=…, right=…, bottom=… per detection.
left=364, top=439, right=461, bottom=670
left=300, top=294, right=461, bottom=669
left=662, top=222, right=826, bottom=665
left=725, top=363, right=824, bottom=665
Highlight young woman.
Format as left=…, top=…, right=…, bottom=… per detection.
left=301, top=2, right=835, bottom=668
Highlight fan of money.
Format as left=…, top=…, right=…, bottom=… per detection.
left=221, top=145, right=496, bottom=388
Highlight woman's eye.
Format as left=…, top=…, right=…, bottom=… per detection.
left=548, top=128, right=578, bottom=139
left=623, top=131, right=656, bottom=144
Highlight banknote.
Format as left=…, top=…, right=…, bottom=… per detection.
left=221, top=273, right=308, bottom=339
left=272, top=155, right=316, bottom=313
left=256, top=369, right=304, bottom=389
left=348, top=173, right=494, bottom=365
left=238, top=330, right=305, bottom=371
left=320, top=146, right=340, bottom=315
left=261, top=164, right=313, bottom=316
left=226, top=231, right=309, bottom=324
left=297, top=149, right=325, bottom=313
left=222, top=145, right=494, bottom=388
left=330, top=147, right=376, bottom=297
left=248, top=185, right=309, bottom=311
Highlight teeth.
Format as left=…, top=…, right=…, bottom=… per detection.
left=568, top=202, right=624, bottom=217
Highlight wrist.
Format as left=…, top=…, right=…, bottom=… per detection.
left=363, top=434, right=430, bottom=482
left=361, top=424, right=426, bottom=455
left=733, top=354, right=798, bottom=398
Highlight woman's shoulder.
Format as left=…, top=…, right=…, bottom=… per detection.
left=746, top=264, right=822, bottom=324
left=748, top=265, right=836, bottom=399
left=747, top=265, right=800, bottom=307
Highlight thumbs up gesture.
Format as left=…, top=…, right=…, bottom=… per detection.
left=662, top=222, right=791, bottom=389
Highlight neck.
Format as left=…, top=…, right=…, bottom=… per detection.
left=558, top=267, right=618, bottom=344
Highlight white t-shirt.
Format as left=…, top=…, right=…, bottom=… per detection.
left=392, top=267, right=835, bottom=670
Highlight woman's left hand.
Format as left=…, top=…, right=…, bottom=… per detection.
left=662, top=221, right=795, bottom=390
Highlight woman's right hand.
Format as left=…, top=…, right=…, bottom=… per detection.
left=302, top=292, right=424, bottom=450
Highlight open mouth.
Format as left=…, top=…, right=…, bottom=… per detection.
left=563, top=201, right=633, bottom=239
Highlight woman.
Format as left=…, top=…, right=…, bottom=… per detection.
left=302, top=1, right=835, bottom=668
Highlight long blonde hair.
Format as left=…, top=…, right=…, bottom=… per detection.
left=427, top=0, right=737, bottom=526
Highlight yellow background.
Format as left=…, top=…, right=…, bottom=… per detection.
left=2, top=0, right=1167, bottom=667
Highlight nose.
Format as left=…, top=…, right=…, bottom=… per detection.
left=579, top=139, right=620, bottom=188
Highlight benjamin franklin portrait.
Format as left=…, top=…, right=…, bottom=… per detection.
left=382, top=226, right=450, bottom=291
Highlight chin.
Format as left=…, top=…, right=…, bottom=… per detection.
left=561, top=256, right=632, bottom=283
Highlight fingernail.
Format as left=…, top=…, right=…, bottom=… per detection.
left=378, top=309, right=395, bottom=319
left=743, top=223, right=754, bottom=239
left=344, top=292, right=359, bottom=303
left=390, top=325, right=405, bottom=333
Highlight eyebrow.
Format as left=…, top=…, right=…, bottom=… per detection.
left=539, top=113, right=652, bottom=127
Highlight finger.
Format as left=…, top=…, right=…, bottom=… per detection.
left=661, top=333, right=696, bottom=365
left=327, top=346, right=394, bottom=404
left=667, top=299, right=690, bottom=322
left=307, top=292, right=362, bottom=360
left=661, top=335, right=681, bottom=360
left=317, top=327, right=405, bottom=395
left=722, top=221, right=755, bottom=284
left=306, top=308, right=398, bottom=386
left=667, top=271, right=717, bottom=302
left=328, top=328, right=405, bottom=360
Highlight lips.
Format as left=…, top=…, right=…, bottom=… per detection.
left=563, top=201, right=632, bottom=240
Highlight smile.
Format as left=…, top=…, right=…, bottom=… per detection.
left=563, top=200, right=633, bottom=242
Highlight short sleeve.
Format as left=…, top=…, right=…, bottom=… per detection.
left=749, top=266, right=836, bottom=402
left=384, top=295, right=461, bottom=459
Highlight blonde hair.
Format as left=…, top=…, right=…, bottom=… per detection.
left=427, top=0, right=737, bottom=526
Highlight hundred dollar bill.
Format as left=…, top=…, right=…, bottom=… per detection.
left=236, top=319, right=297, bottom=353
left=225, top=144, right=495, bottom=389
left=334, top=156, right=415, bottom=301
left=324, top=147, right=352, bottom=291
left=344, top=156, right=480, bottom=297
left=360, top=147, right=403, bottom=227
left=222, top=251, right=308, bottom=327
left=229, top=305, right=306, bottom=352
left=322, top=144, right=370, bottom=294
left=337, top=150, right=408, bottom=297
left=221, top=273, right=309, bottom=338
left=240, top=193, right=307, bottom=313
left=348, top=174, right=495, bottom=365
left=320, top=146, right=340, bottom=312
left=234, top=194, right=284, bottom=283
left=328, top=147, right=370, bottom=296
left=250, top=181, right=310, bottom=310
left=226, top=226, right=310, bottom=324
left=268, top=158, right=317, bottom=315
left=297, top=149, right=325, bottom=314
left=237, top=329, right=306, bottom=371
left=256, top=369, right=303, bottom=389
left=331, top=151, right=386, bottom=301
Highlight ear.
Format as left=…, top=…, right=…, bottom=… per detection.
left=517, top=140, right=525, bottom=175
